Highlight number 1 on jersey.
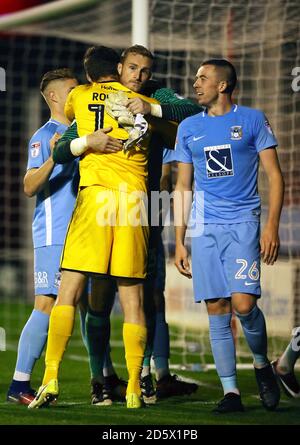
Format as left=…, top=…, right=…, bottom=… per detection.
left=88, top=104, right=105, bottom=131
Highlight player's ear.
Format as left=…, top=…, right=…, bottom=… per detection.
left=219, top=80, right=228, bottom=93
left=117, top=63, right=122, bottom=76
left=48, top=90, right=58, bottom=103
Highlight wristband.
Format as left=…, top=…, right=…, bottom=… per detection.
left=70, top=135, right=88, bottom=156
left=150, top=103, right=162, bottom=118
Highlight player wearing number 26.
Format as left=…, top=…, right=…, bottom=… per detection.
left=174, top=59, right=284, bottom=413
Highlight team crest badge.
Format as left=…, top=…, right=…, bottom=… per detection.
left=264, top=120, right=274, bottom=135
left=230, top=126, right=242, bottom=140
left=31, top=141, right=41, bottom=158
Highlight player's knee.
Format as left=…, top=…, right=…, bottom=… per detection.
left=126, top=296, right=144, bottom=314
left=234, top=303, right=256, bottom=315
left=88, top=297, right=113, bottom=315
left=58, top=270, right=87, bottom=305
left=34, top=295, right=55, bottom=314
left=206, top=297, right=231, bottom=315
left=232, top=293, right=257, bottom=315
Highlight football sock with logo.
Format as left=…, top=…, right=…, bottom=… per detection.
left=153, top=312, right=170, bottom=380
left=235, top=305, right=268, bottom=368
left=85, top=310, right=110, bottom=382
left=209, top=313, right=239, bottom=394
left=10, top=310, right=49, bottom=392
left=123, top=323, right=147, bottom=395
left=278, top=329, right=300, bottom=373
left=43, top=305, right=75, bottom=385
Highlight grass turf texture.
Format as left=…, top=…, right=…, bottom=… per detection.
left=0, top=302, right=300, bottom=425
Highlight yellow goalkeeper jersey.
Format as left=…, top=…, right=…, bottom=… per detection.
left=64, top=80, right=158, bottom=193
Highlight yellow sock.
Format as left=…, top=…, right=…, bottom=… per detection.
left=42, top=305, right=75, bottom=385
left=123, top=323, right=147, bottom=396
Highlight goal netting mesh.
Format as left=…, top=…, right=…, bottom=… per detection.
left=0, top=0, right=299, bottom=370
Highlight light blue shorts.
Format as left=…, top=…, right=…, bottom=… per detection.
left=34, top=245, right=63, bottom=296
left=191, top=222, right=261, bottom=302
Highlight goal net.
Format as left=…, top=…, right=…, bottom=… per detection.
left=0, top=0, right=299, bottom=370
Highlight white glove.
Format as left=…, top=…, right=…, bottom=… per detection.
left=123, top=113, right=148, bottom=151
left=105, top=91, right=148, bottom=151
left=105, top=91, right=135, bottom=129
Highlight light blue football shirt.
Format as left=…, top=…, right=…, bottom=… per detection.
left=27, top=119, right=79, bottom=248
left=175, top=104, right=278, bottom=223
left=163, top=147, right=177, bottom=165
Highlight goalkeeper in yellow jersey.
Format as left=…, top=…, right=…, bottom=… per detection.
left=46, top=45, right=201, bottom=407
left=29, top=46, right=159, bottom=410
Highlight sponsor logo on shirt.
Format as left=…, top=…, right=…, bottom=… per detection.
left=31, top=141, right=41, bottom=158
left=204, top=144, right=234, bottom=178
left=230, top=126, right=242, bottom=140
left=54, top=272, right=61, bottom=288
left=193, top=135, right=206, bottom=141
left=264, top=120, right=274, bottom=135
left=34, top=271, right=48, bottom=288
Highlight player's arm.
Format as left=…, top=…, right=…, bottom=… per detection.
left=160, top=162, right=173, bottom=193
left=160, top=148, right=178, bottom=192
left=24, top=161, right=55, bottom=197
left=53, top=121, right=123, bottom=164
left=23, top=132, right=61, bottom=197
left=126, top=87, right=202, bottom=122
left=53, top=121, right=80, bottom=163
left=174, top=161, right=193, bottom=278
left=154, top=88, right=202, bottom=122
left=259, top=147, right=285, bottom=265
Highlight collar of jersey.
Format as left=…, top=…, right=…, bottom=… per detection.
left=95, top=80, right=120, bottom=84
left=202, top=104, right=238, bottom=118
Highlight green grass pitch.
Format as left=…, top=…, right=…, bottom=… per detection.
left=0, top=302, right=299, bottom=426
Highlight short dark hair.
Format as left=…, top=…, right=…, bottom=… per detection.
left=83, top=46, right=120, bottom=81
left=120, top=45, right=154, bottom=64
left=201, top=59, right=237, bottom=94
left=40, top=68, right=76, bottom=92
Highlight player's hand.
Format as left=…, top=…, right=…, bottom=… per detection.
left=126, top=98, right=151, bottom=115
left=87, top=127, right=123, bottom=153
left=260, top=223, right=280, bottom=265
left=49, top=132, right=62, bottom=154
left=175, top=244, right=192, bottom=278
